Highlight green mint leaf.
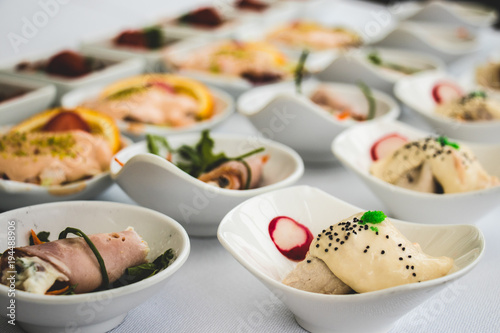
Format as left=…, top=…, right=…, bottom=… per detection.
left=29, top=231, right=50, bottom=245
left=360, top=211, right=386, bottom=225
left=437, top=136, right=459, bottom=150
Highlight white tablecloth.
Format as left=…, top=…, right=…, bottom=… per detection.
left=1, top=1, right=499, bottom=332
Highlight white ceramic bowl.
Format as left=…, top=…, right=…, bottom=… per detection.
left=332, top=120, right=500, bottom=225
left=1, top=49, right=145, bottom=101
left=0, top=200, right=190, bottom=333
left=218, top=185, right=484, bottom=333
left=0, top=74, right=56, bottom=125
left=392, top=1, right=497, bottom=28
left=61, top=83, right=234, bottom=140
left=394, top=70, right=500, bottom=143
left=374, top=21, right=479, bottom=63
left=316, top=47, right=446, bottom=95
left=237, top=80, right=400, bottom=163
left=111, top=132, right=304, bottom=236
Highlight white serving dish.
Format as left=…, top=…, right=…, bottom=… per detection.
left=1, top=49, right=145, bottom=101
left=373, top=21, right=480, bottom=63
left=0, top=200, right=190, bottom=333
left=332, top=120, right=500, bottom=224
left=391, top=1, right=497, bottom=29
left=218, top=185, right=484, bottom=333
left=237, top=80, right=400, bottom=163
left=111, top=132, right=304, bottom=236
left=61, top=83, right=234, bottom=140
left=394, top=70, right=500, bottom=143
left=0, top=74, right=56, bottom=125
left=316, top=47, right=446, bottom=95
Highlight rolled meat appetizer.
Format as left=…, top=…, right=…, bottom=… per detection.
left=197, top=155, right=268, bottom=189
left=0, top=227, right=149, bottom=294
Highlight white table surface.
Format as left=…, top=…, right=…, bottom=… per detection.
left=1, top=1, right=499, bottom=332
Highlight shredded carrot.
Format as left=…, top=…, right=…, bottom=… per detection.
left=114, top=157, right=124, bottom=167
left=261, top=154, right=270, bottom=164
left=31, top=229, right=44, bottom=245
left=336, top=110, right=351, bottom=120
left=46, top=285, right=69, bottom=295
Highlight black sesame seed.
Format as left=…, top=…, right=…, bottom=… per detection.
left=329, top=243, right=332, bottom=247
left=317, top=238, right=320, bottom=241
left=345, top=236, right=349, bottom=240
left=316, top=244, right=320, bottom=248
left=412, top=273, right=416, bottom=277
left=336, top=238, right=340, bottom=242
left=406, top=265, right=409, bottom=269
left=411, top=266, right=414, bottom=270
left=402, top=247, right=405, bottom=251
left=334, top=247, right=338, bottom=251
left=364, top=225, right=369, bottom=230
left=376, top=232, right=379, bottom=235
left=334, top=232, right=338, bottom=236
left=366, top=246, right=370, bottom=249
left=408, top=255, right=412, bottom=258
left=325, top=249, right=329, bottom=252
left=307, top=260, right=311, bottom=263
left=340, top=241, right=345, bottom=245
left=342, top=228, right=345, bottom=231
left=329, top=235, right=333, bottom=240
left=381, top=250, right=385, bottom=254
left=398, top=243, right=402, bottom=247
left=353, top=231, right=357, bottom=235
left=363, top=249, right=367, bottom=253
left=386, top=235, right=389, bottom=239
left=399, top=257, right=403, bottom=261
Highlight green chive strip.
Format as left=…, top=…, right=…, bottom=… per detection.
left=295, top=49, right=310, bottom=95
left=58, top=227, right=109, bottom=289
left=358, top=81, right=376, bottom=120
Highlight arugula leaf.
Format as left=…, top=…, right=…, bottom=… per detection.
left=29, top=231, right=50, bottom=245
left=120, top=248, right=176, bottom=284
left=294, top=49, right=309, bottom=94
left=358, top=81, right=376, bottom=120
left=146, top=130, right=264, bottom=180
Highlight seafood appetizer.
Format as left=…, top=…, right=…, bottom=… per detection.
left=267, top=21, right=362, bottom=51
left=16, top=50, right=107, bottom=78
left=113, top=26, right=166, bottom=50
left=370, top=135, right=499, bottom=194
left=170, top=40, right=293, bottom=85
left=432, top=82, right=500, bottom=121
left=274, top=211, right=453, bottom=294
left=0, top=107, right=120, bottom=186
left=0, top=227, right=175, bottom=295
left=366, top=50, right=434, bottom=76
left=81, top=74, right=216, bottom=128
left=145, top=130, right=268, bottom=190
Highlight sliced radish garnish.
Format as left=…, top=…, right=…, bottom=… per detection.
left=432, top=82, right=464, bottom=104
left=370, top=133, right=408, bottom=161
left=150, top=81, right=175, bottom=94
left=269, top=216, right=313, bottom=261
left=41, top=111, right=91, bottom=133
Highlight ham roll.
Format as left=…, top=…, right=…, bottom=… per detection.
left=0, top=227, right=149, bottom=294
left=197, top=155, right=268, bottom=190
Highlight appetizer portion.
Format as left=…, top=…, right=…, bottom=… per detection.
left=282, top=211, right=454, bottom=294
left=16, top=50, right=107, bottom=78
left=146, top=130, right=268, bottom=190
left=370, top=136, right=499, bottom=194
left=235, top=0, right=269, bottom=11
left=367, top=51, right=433, bottom=76
left=267, top=21, right=362, bottom=51
left=0, top=227, right=176, bottom=295
left=1, top=107, right=120, bottom=186
left=475, top=61, right=500, bottom=92
left=309, top=83, right=376, bottom=121
left=171, top=40, right=292, bottom=84
left=114, top=26, right=166, bottom=50
left=82, top=74, right=215, bottom=127
left=177, top=7, right=226, bottom=28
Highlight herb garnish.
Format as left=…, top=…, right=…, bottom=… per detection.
left=357, top=81, right=376, bottom=120
left=58, top=227, right=109, bottom=290
left=294, top=49, right=309, bottom=94
left=359, top=211, right=387, bottom=225
left=146, top=130, right=264, bottom=189
left=143, top=26, right=165, bottom=49
left=106, top=85, right=149, bottom=100
left=367, top=51, right=421, bottom=75
left=460, top=90, right=486, bottom=104
left=29, top=231, right=50, bottom=245
left=437, top=136, right=459, bottom=150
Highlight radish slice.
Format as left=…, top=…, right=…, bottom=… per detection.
left=269, top=216, right=313, bottom=261
left=432, top=82, right=464, bottom=104
left=370, top=133, right=408, bottom=161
